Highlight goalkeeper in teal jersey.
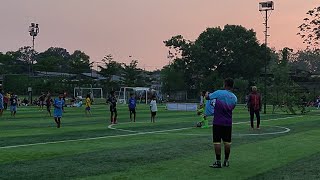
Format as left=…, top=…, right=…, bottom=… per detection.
left=197, top=91, right=210, bottom=128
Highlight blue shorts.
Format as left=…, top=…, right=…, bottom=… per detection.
left=54, top=109, right=63, bottom=118
left=85, top=107, right=91, bottom=111
left=10, top=105, right=17, bottom=112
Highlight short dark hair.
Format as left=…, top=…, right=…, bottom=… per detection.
left=201, top=91, right=206, bottom=96
left=224, top=78, right=234, bottom=89
left=110, top=91, right=115, bottom=95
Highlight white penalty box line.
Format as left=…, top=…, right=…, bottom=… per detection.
left=0, top=116, right=300, bottom=149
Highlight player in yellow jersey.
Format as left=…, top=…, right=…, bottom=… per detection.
left=85, top=94, right=92, bottom=116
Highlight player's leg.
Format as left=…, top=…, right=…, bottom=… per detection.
left=57, top=117, right=61, bottom=128
left=114, top=109, right=117, bottom=123
left=110, top=110, right=114, bottom=124
left=210, top=125, right=222, bottom=168
left=222, top=126, right=232, bottom=167
left=255, top=110, right=261, bottom=129
left=133, top=109, right=136, bottom=122
left=202, top=116, right=209, bottom=128
left=249, top=107, right=254, bottom=129
left=54, top=117, right=58, bottom=127
left=129, top=110, right=132, bottom=121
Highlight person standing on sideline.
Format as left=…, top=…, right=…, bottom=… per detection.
left=53, top=92, right=65, bottom=128
left=0, top=90, right=4, bottom=117
left=128, top=93, right=137, bottom=122
left=150, top=95, right=158, bottom=123
left=206, top=78, right=237, bottom=168
left=317, top=96, right=320, bottom=109
left=247, top=86, right=262, bottom=130
left=9, top=94, right=18, bottom=117
left=85, top=94, right=92, bottom=116
left=107, top=91, right=117, bottom=124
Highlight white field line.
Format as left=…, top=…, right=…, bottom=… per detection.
left=0, top=116, right=300, bottom=149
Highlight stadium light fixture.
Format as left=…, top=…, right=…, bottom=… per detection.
left=259, top=1, right=274, bottom=114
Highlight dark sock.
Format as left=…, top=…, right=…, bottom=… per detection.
left=225, top=153, right=230, bottom=161
left=216, top=154, right=221, bottom=161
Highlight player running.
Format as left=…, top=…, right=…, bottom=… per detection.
left=207, top=78, right=237, bottom=168
left=128, top=93, right=137, bottom=122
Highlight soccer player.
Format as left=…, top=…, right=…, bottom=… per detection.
left=247, top=86, right=262, bottom=130
left=85, top=94, right=92, bottom=116
left=128, top=93, right=137, bottom=122
left=207, top=78, right=237, bottom=168
left=45, top=95, right=53, bottom=117
left=9, top=94, right=18, bottom=117
left=150, top=95, right=158, bottom=123
left=53, top=93, right=65, bottom=128
left=39, top=93, right=45, bottom=110
left=196, top=91, right=209, bottom=128
left=107, top=91, right=117, bottom=124
left=0, top=90, right=4, bottom=117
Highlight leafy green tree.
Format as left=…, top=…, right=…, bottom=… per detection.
left=36, top=47, right=71, bottom=73
left=164, top=25, right=268, bottom=95
left=290, top=49, right=320, bottom=73
left=298, top=6, right=320, bottom=48
left=69, top=50, right=91, bottom=74
left=123, top=60, right=142, bottom=87
left=99, top=54, right=124, bottom=91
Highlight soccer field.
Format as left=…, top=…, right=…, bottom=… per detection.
left=0, top=104, right=320, bottom=180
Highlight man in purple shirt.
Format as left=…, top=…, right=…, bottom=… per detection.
left=206, top=78, right=237, bottom=168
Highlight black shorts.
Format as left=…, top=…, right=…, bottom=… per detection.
left=129, top=108, right=136, bottom=114
left=151, top=111, right=157, bottom=116
left=110, top=107, right=117, bottom=113
left=212, top=125, right=232, bottom=144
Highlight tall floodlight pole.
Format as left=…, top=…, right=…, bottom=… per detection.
left=259, top=1, right=274, bottom=114
left=28, top=23, right=40, bottom=75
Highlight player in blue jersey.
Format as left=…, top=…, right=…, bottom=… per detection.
left=53, top=92, right=65, bottom=128
left=128, top=93, right=137, bottom=122
left=207, top=78, right=237, bottom=168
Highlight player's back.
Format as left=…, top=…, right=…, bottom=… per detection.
left=209, top=90, right=237, bottom=126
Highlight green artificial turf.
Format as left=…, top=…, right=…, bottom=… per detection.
left=0, top=104, right=319, bottom=180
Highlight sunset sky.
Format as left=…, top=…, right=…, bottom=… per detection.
left=0, top=0, right=319, bottom=70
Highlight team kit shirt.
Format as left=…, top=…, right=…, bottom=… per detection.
left=205, top=98, right=216, bottom=117
left=208, top=90, right=237, bottom=126
left=108, top=96, right=117, bottom=111
left=10, top=97, right=17, bottom=107
left=54, top=98, right=65, bottom=118
left=85, top=97, right=91, bottom=108
left=128, top=97, right=136, bottom=110
left=150, top=100, right=158, bottom=112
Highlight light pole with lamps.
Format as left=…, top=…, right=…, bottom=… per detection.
left=259, top=1, right=274, bottom=114
left=28, top=23, right=39, bottom=75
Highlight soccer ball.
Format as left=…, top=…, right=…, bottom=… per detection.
left=196, top=122, right=202, bottom=127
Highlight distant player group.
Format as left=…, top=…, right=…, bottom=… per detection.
left=0, top=78, right=264, bottom=169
